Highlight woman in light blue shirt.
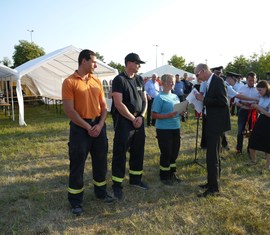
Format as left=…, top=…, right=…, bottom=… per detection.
left=152, top=74, right=183, bottom=185
left=248, top=80, right=270, bottom=171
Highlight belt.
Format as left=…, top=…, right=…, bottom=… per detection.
left=85, top=116, right=100, bottom=123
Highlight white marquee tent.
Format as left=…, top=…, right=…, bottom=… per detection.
left=16, top=45, right=118, bottom=100
left=141, top=64, right=195, bottom=79
left=0, top=64, right=25, bottom=125
left=1, top=45, right=118, bottom=125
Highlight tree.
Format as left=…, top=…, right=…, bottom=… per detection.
left=12, top=40, right=45, bottom=67
left=1, top=57, right=13, bottom=67
left=168, top=55, right=186, bottom=69
left=108, top=61, right=125, bottom=73
left=184, top=62, right=195, bottom=74
left=96, top=52, right=105, bottom=63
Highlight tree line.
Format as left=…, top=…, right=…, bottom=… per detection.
left=1, top=40, right=270, bottom=80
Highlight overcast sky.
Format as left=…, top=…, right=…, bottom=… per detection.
left=1, top=0, right=269, bottom=73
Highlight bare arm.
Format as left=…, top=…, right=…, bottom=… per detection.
left=235, top=93, right=259, bottom=102
left=251, top=103, right=270, bottom=117
left=63, top=99, right=92, bottom=131
left=152, top=111, right=177, bottom=119
left=88, top=96, right=107, bottom=137
left=113, top=92, right=136, bottom=122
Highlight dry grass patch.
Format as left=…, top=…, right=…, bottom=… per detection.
left=0, top=105, right=270, bottom=234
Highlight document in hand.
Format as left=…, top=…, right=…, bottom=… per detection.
left=186, top=88, right=203, bottom=113
left=173, top=100, right=188, bottom=114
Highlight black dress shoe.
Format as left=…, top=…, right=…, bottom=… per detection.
left=71, top=205, right=83, bottom=216
left=197, top=189, right=219, bottom=198
left=171, top=173, right=182, bottom=183
left=198, top=183, right=208, bottom=189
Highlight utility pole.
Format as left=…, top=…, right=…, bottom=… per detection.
left=153, top=44, right=158, bottom=68
left=27, top=29, right=34, bottom=42
left=161, top=52, right=164, bottom=65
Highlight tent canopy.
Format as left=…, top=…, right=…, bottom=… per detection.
left=141, top=64, right=195, bottom=79
left=0, top=64, right=25, bottom=125
left=1, top=45, right=118, bottom=125
left=16, top=45, right=118, bottom=99
left=0, top=64, right=18, bottom=80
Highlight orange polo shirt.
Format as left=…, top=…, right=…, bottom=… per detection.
left=62, top=71, right=106, bottom=119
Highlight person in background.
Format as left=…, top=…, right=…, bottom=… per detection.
left=152, top=74, right=183, bottom=185
left=227, top=72, right=244, bottom=116
left=222, top=72, right=259, bottom=151
left=235, top=72, right=259, bottom=154
left=111, top=53, right=148, bottom=200
left=172, top=74, right=185, bottom=102
left=199, top=80, right=207, bottom=149
left=193, top=79, right=202, bottom=118
left=248, top=80, right=270, bottom=171
left=194, top=64, right=231, bottom=197
left=144, top=73, right=160, bottom=126
left=181, top=73, right=193, bottom=121
left=266, top=72, right=270, bottom=84
left=62, top=49, right=113, bottom=216
left=210, top=66, right=223, bottom=77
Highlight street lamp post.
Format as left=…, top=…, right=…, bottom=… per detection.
left=27, top=29, right=34, bottom=42
left=153, top=44, right=158, bottom=68
left=161, top=53, right=164, bottom=66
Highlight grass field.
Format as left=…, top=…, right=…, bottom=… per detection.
left=0, top=104, right=270, bottom=235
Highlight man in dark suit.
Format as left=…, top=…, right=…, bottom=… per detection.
left=194, top=64, right=231, bottom=197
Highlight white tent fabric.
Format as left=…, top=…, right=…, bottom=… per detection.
left=16, top=45, right=118, bottom=99
left=0, top=64, right=26, bottom=125
left=15, top=45, right=118, bottom=117
left=141, top=64, right=195, bottom=79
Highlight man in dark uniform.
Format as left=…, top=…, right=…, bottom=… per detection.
left=111, top=53, right=148, bottom=200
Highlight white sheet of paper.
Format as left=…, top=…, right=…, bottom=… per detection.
left=186, top=88, right=203, bottom=113
left=173, top=100, right=188, bottom=114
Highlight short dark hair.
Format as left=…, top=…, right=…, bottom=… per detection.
left=78, top=49, right=96, bottom=66
left=246, top=71, right=256, bottom=78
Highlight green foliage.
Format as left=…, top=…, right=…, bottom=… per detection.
left=225, top=52, right=270, bottom=80
left=0, top=57, right=13, bottom=67
left=96, top=51, right=105, bottom=62
left=184, top=61, right=196, bottom=74
left=12, top=40, right=45, bottom=67
left=168, top=55, right=195, bottom=73
left=168, top=54, right=186, bottom=69
left=108, top=61, right=125, bottom=73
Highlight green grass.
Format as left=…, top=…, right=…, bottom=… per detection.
left=0, top=105, right=270, bottom=234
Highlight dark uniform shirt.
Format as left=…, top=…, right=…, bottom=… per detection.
left=112, top=72, right=145, bottom=115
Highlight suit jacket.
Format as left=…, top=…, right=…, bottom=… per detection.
left=204, top=74, right=231, bottom=134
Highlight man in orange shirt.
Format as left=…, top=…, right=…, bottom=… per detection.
left=62, top=49, right=113, bottom=216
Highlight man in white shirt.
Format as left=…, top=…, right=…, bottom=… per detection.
left=145, top=73, right=160, bottom=126
left=235, top=72, right=260, bottom=154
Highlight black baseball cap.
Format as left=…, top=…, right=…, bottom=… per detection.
left=125, top=53, right=145, bottom=64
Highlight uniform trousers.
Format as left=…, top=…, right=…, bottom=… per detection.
left=68, top=119, right=108, bottom=207
left=206, top=128, right=222, bottom=191
left=112, top=115, right=145, bottom=188
left=147, top=98, right=156, bottom=126
left=237, top=108, right=250, bottom=152
left=156, top=129, right=180, bottom=180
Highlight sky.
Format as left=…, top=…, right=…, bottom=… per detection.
left=1, top=0, right=270, bottom=73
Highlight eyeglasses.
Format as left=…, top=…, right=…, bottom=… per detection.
left=196, top=70, right=203, bottom=78
left=133, top=61, right=140, bottom=65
